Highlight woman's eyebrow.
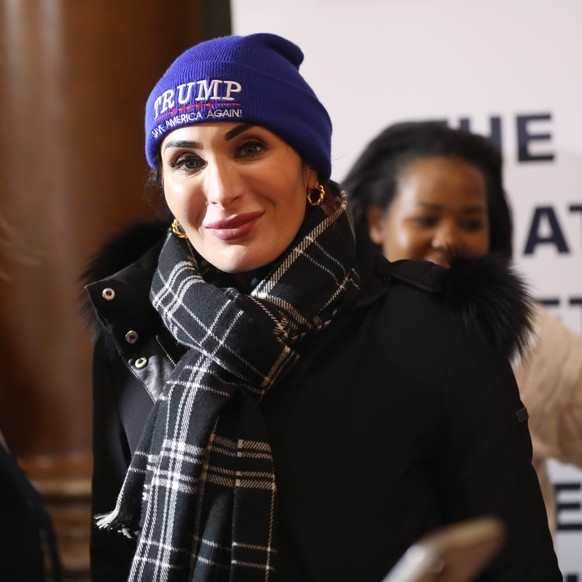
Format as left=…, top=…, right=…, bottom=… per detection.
left=225, top=123, right=254, bottom=140
left=162, top=124, right=256, bottom=152
left=417, top=202, right=486, bottom=213
left=163, top=140, right=200, bottom=152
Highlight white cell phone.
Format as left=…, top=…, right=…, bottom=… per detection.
left=381, top=517, right=506, bottom=582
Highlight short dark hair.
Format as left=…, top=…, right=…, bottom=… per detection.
left=342, top=121, right=513, bottom=258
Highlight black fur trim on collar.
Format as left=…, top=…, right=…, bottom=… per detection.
left=438, top=253, right=534, bottom=361
left=384, top=252, right=534, bottom=361
left=79, top=221, right=168, bottom=337
left=82, top=221, right=169, bottom=285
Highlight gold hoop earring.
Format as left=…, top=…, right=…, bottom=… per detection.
left=171, top=218, right=188, bottom=239
left=307, top=182, right=325, bottom=207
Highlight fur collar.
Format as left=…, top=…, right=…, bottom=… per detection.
left=439, top=253, right=533, bottom=361
left=82, top=221, right=168, bottom=284
left=80, top=221, right=169, bottom=337
left=384, top=252, right=533, bottom=361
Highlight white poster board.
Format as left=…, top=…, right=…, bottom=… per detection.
left=232, top=1, right=582, bottom=577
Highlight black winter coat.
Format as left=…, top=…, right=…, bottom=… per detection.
left=84, top=222, right=561, bottom=582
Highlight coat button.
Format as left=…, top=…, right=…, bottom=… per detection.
left=125, top=330, right=139, bottom=344
left=102, top=288, right=116, bottom=301
left=135, top=357, right=148, bottom=369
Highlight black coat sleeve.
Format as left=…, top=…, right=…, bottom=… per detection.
left=436, top=320, right=561, bottom=581
left=90, top=335, right=137, bottom=582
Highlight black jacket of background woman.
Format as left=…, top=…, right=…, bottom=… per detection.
left=83, top=220, right=561, bottom=582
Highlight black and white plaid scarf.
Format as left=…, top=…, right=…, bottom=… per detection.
left=98, top=190, right=365, bottom=581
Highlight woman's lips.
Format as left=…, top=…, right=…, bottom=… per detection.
left=205, top=211, right=264, bottom=241
left=426, top=255, right=451, bottom=268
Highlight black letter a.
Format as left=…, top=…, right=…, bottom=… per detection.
left=524, top=206, right=569, bottom=255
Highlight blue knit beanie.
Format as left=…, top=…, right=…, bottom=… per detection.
left=145, top=33, right=332, bottom=180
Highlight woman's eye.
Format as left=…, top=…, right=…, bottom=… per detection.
left=411, top=216, right=437, bottom=228
left=169, top=153, right=204, bottom=172
left=461, top=219, right=486, bottom=232
left=237, top=139, right=266, bottom=158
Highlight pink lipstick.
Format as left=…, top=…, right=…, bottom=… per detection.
left=205, top=211, right=263, bottom=241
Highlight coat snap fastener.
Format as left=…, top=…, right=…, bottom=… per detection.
left=125, top=330, right=139, bottom=344
left=102, top=288, right=116, bottom=301
left=135, top=357, right=148, bottom=369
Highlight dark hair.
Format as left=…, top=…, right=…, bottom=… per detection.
left=342, top=121, right=513, bottom=258
left=144, top=152, right=171, bottom=220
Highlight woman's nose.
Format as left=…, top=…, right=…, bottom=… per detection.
left=431, top=223, right=457, bottom=250
left=204, top=160, right=241, bottom=207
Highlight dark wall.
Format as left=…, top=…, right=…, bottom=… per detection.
left=0, top=0, right=231, bottom=462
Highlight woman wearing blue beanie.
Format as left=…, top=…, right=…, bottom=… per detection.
left=84, top=34, right=561, bottom=581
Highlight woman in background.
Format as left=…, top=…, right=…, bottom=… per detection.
left=343, top=120, right=582, bottom=536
